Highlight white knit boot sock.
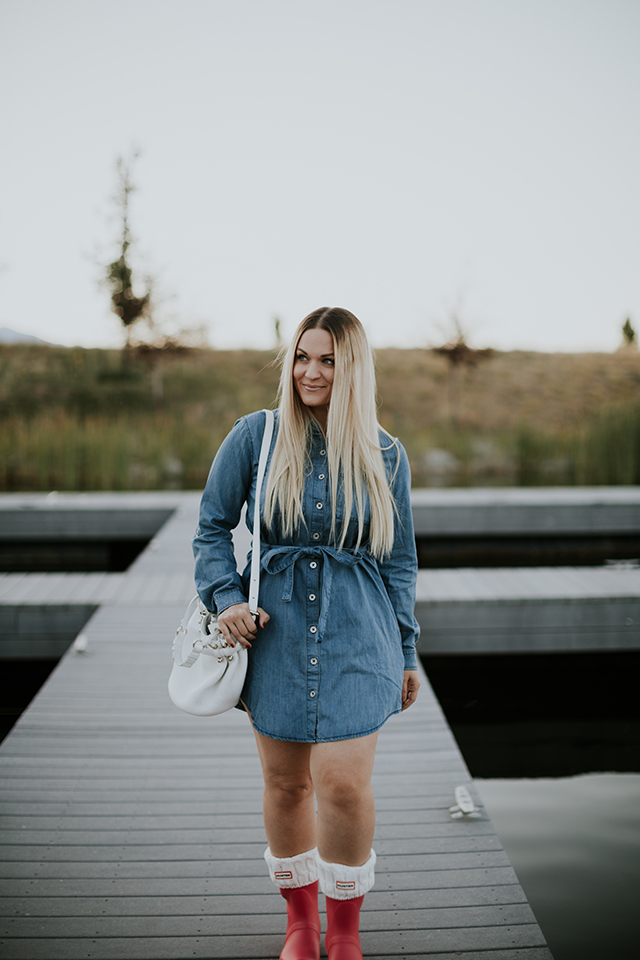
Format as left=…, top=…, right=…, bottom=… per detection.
left=264, top=846, right=319, bottom=889
left=316, top=849, right=376, bottom=900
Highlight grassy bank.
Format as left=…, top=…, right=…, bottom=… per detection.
left=1, top=343, right=638, bottom=490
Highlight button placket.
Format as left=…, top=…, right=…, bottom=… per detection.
left=305, top=441, right=327, bottom=739
left=309, top=448, right=326, bottom=544
left=305, top=552, right=321, bottom=737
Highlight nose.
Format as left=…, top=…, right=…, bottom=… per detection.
left=307, top=360, right=322, bottom=379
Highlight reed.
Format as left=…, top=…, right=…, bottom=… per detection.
left=0, top=413, right=227, bottom=492
left=1, top=343, right=638, bottom=490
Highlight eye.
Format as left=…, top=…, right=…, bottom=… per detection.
left=295, top=352, right=308, bottom=362
left=323, top=358, right=335, bottom=366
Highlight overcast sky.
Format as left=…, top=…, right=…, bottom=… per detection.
left=1, top=0, right=638, bottom=352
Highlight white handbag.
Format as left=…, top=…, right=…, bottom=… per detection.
left=168, top=409, right=274, bottom=716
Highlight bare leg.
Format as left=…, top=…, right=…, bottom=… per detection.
left=253, top=727, right=378, bottom=866
left=310, top=732, right=378, bottom=866
left=253, top=729, right=316, bottom=857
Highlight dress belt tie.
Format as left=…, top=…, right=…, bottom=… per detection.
left=260, top=545, right=375, bottom=640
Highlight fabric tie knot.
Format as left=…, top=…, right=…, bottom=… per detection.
left=260, top=544, right=374, bottom=639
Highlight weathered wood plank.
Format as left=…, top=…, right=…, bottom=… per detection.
left=0, top=884, right=529, bottom=915
left=0, top=815, right=496, bottom=837
left=0, top=901, right=541, bottom=936
left=0, top=926, right=550, bottom=960
left=0, top=836, right=504, bottom=864
left=0, top=867, right=522, bottom=897
left=0, top=851, right=514, bottom=881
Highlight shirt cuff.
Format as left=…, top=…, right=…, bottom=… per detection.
left=213, top=589, right=248, bottom=615
left=403, top=648, right=418, bottom=671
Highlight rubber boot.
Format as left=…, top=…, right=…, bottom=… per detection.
left=279, top=880, right=321, bottom=960
left=264, top=847, right=320, bottom=960
left=325, top=894, right=365, bottom=960
left=316, top=850, right=376, bottom=960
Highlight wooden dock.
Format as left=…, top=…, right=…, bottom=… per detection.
left=2, top=487, right=638, bottom=658
left=413, top=486, right=640, bottom=654
left=0, top=492, right=553, bottom=959
left=415, top=563, right=640, bottom=653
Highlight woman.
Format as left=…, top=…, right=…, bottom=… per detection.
left=193, top=307, right=420, bottom=960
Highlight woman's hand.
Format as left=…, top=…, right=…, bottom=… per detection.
left=216, top=603, right=270, bottom=648
left=401, top=670, right=421, bottom=710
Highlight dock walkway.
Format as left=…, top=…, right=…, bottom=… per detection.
left=0, top=494, right=553, bottom=958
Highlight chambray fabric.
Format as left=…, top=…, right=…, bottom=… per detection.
left=193, top=409, right=420, bottom=743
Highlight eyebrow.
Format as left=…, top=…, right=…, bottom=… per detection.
left=297, top=350, right=335, bottom=357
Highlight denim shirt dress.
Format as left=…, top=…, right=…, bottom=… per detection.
left=193, top=409, right=420, bottom=743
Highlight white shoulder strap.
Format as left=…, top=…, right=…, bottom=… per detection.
left=248, top=409, right=274, bottom=615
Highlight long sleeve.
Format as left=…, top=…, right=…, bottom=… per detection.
left=377, top=441, right=420, bottom=670
left=192, top=416, right=256, bottom=614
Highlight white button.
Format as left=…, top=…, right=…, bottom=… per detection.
left=310, top=625, right=317, bottom=633
left=309, top=593, right=316, bottom=601
left=320, top=449, right=326, bottom=456
left=316, top=502, right=323, bottom=509
left=310, top=561, right=317, bottom=569
left=310, top=690, right=316, bottom=698
left=318, top=473, right=325, bottom=480
left=313, top=532, right=320, bottom=540
left=310, top=657, right=318, bottom=665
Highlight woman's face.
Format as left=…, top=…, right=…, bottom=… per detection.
left=293, top=328, right=335, bottom=417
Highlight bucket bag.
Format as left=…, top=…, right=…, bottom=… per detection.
left=168, top=409, right=274, bottom=716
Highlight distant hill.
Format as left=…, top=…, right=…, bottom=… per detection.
left=0, top=327, right=55, bottom=345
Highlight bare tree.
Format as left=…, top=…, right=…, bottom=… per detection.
left=105, top=154, right=152, bottom=349
left=432, top=313, right=493, bottom=424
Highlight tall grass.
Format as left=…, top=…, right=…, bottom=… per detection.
left=574, top=402, right=640, bottom=484
left=1, top=343, right=638, bottom=490
left=0, top=413, right=228, bottom=491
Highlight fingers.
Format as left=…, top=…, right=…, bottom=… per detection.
left=216, top=603, right=270, bottom=648
left=216, top=604, right=256, bottom=648
left=401, top=671, right=421, bottom=711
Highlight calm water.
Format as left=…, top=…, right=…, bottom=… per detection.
left=475, top=774, right=640, bottom=960
left=422, top=652, right=640, bottom=959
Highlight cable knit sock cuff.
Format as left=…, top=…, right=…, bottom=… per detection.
left=316, top=849, right=376, bottom=900
left=264, top=846, right=319, bottom=889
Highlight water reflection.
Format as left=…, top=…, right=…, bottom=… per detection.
left=476, top=774, right=640, bottom=960
left=422, top=651, right=640, bottom=778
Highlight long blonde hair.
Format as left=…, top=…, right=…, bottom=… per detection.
left=264, top=307, right=398, bottom=558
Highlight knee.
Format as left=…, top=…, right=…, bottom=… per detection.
left=265, top=772, right=314, bottom=808
left=318, top=773, right=368, bottom=813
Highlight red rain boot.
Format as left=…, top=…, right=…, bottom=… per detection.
left=324, top=894, right=365, bottom=960
left=279, top=880, right=321, bottom=960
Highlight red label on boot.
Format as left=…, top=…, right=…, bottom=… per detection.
left=275, top=870, right=293, bottom=880
left=336, top=880, right=356, bottom=890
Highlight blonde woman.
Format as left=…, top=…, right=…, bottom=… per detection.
left=193, top=307, right=420, bottom=960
